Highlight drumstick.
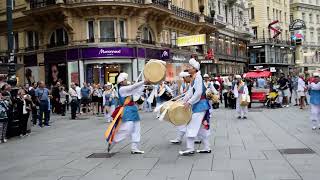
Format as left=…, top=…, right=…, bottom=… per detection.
left=153, top=94, right=185, bottom=113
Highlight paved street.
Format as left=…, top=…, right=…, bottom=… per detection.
left=0, top=105, right=320, bottom=180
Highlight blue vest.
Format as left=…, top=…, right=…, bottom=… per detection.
left=191, top=81, right=210, bottom=113
left=118, top=89, right=140, bottom=122
left=310, top=89, right=320, bottom=105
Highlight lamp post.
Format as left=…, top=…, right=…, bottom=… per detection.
left=6, top=0, right=17, bottom=86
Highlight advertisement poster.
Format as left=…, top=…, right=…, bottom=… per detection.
left=68, top=61, right=79, bottom=86
left=25, top=66, right=39, bottom=85
left=46, top=63, right=67, bottom=86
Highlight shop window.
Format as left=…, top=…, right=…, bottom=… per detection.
left=142, top=27, right=154, bottom=44
left=100, top=20, right=115, bottom=42
left=26, top=31, right=39, bottom=50
left=49, top=28, right=68, bottom=48
left=120, top=20, right=127, bottom=42
left=252, top=27, right=258, bottom=39
left=87, top=21, right=94, bottom=43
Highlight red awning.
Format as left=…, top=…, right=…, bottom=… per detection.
left=243, top=71, right=272, bottom=78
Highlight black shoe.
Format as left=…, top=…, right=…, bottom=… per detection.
left=197, top=149, right=212, bottom=153
left=243, top=116, right=247, bottom=119
left=44, top=124, right=51, bottom=127
left=237, top=116, right=241, bottom=119
left=294, top=104, right=298, bottom=106
left=194, top=140, right=202, bottom=144
left=131, top=150, right=145, bottom=154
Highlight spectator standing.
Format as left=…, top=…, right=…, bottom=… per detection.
left=51, top=82, right=61, bottom=114
left=69, top=83, right=78, bottom=119
left=308, top=72, right=320, bottom=130
left=35, top=81, right=50, bottom=127
left=0, top=92, right=9, bottom=143
left=81, top=82, right=91, bottom=114
left=278, top=73, right=290, bottom=107
left=28, top=82, right=38, bottom=125
left=75, top=83, right=82, bottom=114
left=59, top=86, right=68, bottom=116
left=91, top=84, right=100, bottom=115
left=297, top=73, right=307, bottom=109
left=291, top=74, right=299, bottom=106
left=16, top=89, right=32, bottom=137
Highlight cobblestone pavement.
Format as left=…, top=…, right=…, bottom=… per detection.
left=0, top=105, right=319, bottom=180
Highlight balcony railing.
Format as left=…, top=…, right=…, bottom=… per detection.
left=204, top=15, right=214, bottom=24
left=99, top=38, right=116, bottom=42
left=151, top=0, right=169, bottom=8
left=141, top=39, right=156, bottom=45
left=25, top=46, right=40, bottom=51
left=171, top=5, right=199, bottom=22
left=250, top=38, right=291, bottom=45
left=30, top=0, right=57, bottom=9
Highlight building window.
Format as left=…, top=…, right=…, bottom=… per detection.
left=218, top=1, right=221, bottom=14
left=26, top=31, right=39, bottom=49
left=225, top=5, right=228, bottom=23
left=87, top=21, right=94, bottom=43
left=317, top=15, right=320, bottom=24
left=273, top=8, right=275, bottom=20
left=142, top=27, right=154, bottom=44
left=252, top=27, right=258, bottom=39
left=99, top=20, right=115, bottom=42
left=49, top=28, right=69, bottom=47
left=309, top=14, right=313, bottom=23
left=302, top=13, right=305, bottom=21
left=267, top=7, right=270, bottom=19
left=318, top=31, right=320, bottom=43
left=250, top=7, right=255, bottom=19
left=279, top=11, right=282, bottom=22
left=310, top=31, right=314, bottom=42
left=285, top=12, right=287, bottom=23
left=119, top=20, right=126, bottom=42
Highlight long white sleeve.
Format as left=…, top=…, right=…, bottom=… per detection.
left=209, top=83, right=219, bottom=95
left=119, top=81, right=145, bottom=97
left=186, top=72, right=202, bottom=105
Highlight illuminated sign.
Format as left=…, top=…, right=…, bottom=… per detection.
left=177, top=34, right=206, bottom=47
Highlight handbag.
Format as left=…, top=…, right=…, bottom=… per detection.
left=240, top=94, right=250, bottom=106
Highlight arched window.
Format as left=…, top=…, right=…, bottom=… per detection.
left=142, top=27, right=154, bottom=44
left=49, top=28, right=68, bottom=47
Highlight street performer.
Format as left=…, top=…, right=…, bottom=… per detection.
left=179, top=58, right=211, bottom=156
left=105, top=72, right=150, bottom=154
left=170, top=70, right=192, bottom=144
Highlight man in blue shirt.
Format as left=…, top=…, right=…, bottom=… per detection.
left=81, top=82, right=91, bottom=113
left=35, top=81, right=50, bottom=127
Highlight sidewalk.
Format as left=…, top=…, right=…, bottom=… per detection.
left=0, top=106, right=319, bottom=180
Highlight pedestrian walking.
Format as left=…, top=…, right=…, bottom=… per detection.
left=59, top=86, right=68, bottom=116
left=278, top=73, right=290, bottom=107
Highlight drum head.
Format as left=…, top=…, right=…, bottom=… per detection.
left=144, top=61, right=166, bottom=84
left=167, top=101, right=191, bottom=126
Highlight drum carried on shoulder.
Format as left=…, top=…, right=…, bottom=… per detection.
left=143, top=59, right=166, bottom=84
left=160, top=101, right=192, bottom=126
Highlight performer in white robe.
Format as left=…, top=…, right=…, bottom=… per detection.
left=233, top=75, right=249, bottom=119
left=308, top=72, right=320, bottom=130
left=112, top=73, right=149, bottom=154
left=170, top=71, right=191, bottom=144
left=203, top=74, right=218, bottom=117
left=179, top=58, right=211, bottom=156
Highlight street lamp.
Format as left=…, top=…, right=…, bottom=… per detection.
left=6, top=0, right=16, bottom=86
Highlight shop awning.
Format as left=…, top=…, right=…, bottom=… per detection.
left=243, top=71, right=272, bottom=78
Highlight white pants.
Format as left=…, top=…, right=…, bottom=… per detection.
left=105, top=105, right=115, bottom=122
left=310, top=105, right=320, bottom=127
left=114, top=121, right=141, bottom=150
left=185, top=112, right=207, bottom=151
left=197, top=126, right=211, bottom=150
left=175, top=125, right=187, bottom=141
left=236, top=98, right=248, bottom=118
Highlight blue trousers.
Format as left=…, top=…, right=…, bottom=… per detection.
left=39, top=100, right=50, bottom=126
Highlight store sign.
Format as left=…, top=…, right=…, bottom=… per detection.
left=146, top=48, right=170, bottom=60
left=177, top=34, right=206, bottom=47
left=289, top=19, right=306, bottom=31
left=82, top=47, right=135, bottom=59
left=171, top=53, right=189, bottom=62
